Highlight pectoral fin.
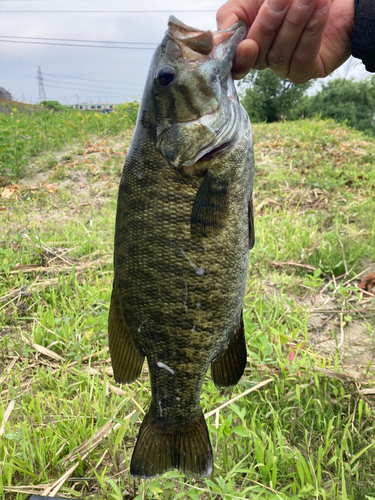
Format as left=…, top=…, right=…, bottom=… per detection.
left=211, top=312, right=247, bottom=387
left=249, top=195, right=255, bottom=250
left=108, top=285, right=145, bottom=383
left=190, top=171, right=228, bottom=239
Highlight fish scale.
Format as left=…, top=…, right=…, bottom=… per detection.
left=109, top=15, right=254, bottom=478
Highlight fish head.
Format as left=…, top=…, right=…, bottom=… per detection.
left=145, top=16, right=248, bottom=170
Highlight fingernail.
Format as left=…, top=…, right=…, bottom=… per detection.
left=268, top=0, right=290, bottom=13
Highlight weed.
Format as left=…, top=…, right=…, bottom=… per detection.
left=0, top=118, right=374, bottom=499
left=0, top=101, right=139, bottom=181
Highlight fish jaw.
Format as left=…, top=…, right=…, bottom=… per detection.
left=149, top=18, right=248, bottom=170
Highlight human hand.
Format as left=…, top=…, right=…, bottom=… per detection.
left=217, top=0, right=355, bottom=83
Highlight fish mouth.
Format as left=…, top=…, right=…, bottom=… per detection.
left=196, top=137, right=236, bottom=163
left=167, top=15, right=248, bottom=67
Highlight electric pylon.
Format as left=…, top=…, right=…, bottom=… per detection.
left=37, top=66, right=47, bottom=103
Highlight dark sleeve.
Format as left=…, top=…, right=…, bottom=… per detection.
left=351, top=0, right=375, bottom=72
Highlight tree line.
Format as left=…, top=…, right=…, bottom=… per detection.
left=240, top=70, right=375, bottom=136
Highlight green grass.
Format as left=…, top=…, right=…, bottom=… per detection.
left=0, top=117, right=375, bottom=499
left=0, top=101, right=139, bottom=182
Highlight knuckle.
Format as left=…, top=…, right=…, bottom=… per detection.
left=303, top=10, right=328, bottom=33
left=257, top=17, right=280, bottom=37
left=292, top=48, right=314, bottom=66
left=283, top=15, right=305, bottom=31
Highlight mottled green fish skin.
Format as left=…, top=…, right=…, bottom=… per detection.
left=109, top=16, right=254, bottom=479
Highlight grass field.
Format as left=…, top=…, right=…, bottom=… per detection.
left=0, top=99, right=139, bottom=183
left=1, top=106, right=375, bottom=499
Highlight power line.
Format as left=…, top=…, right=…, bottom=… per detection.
left=43, top=72, right=144, bottom=86
left=0, top=35, right=157, bottom=45
left=43, top=83, right=137, bottom=95
left=43, top=83, right=142, bottom=95
left=43, top=78, right=143, bottom=89
left=0, top=39, right=155, bottom=49
left=0, top=9, right=216, bottom=12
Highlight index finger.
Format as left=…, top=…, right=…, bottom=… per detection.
left=217, top=1, right=261, bottom=77
left=216, top=0, right=261, bottom=30
left=216, top=7, right=241, bottom=30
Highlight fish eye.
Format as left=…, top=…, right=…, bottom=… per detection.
left=156, top=65, right=175, bottom=87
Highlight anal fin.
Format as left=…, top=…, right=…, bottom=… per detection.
left=211, top=312, right=247, bottom=387
left=108, top=285, right=144, bottom=383
left=130, top=408, right=213, bottom=479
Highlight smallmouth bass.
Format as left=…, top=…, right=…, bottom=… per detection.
left=109, top=16, right=255, bottom=479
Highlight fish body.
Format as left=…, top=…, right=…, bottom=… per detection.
left=109, top=16, right=254, bottom=479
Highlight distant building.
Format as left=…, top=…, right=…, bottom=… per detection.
left=64, top=103, right=114, bottom=112
left=0, top=87, right=12, bottom=100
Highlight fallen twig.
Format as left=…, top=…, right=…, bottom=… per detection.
left=269, top=260, right=330, bottom=279
left=205, top=378, right=273, bottom=419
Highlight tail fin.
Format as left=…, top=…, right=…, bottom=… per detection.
left=130, top=408, right=213, bottom=479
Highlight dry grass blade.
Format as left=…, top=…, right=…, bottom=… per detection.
left=0, top=258, right=107, bottom=280
left=0, top=262, right=92, bottom=276
left=269, top=260, right=330, bottom=279
left=61, top=420, right=115, bottom=467
left=311, top=272, right=348, bottom=313
left=3, top=484, right=54, bottom=495
left=0, top=259, right=109, bottom=305
left=20, top=332, right=64, bottom=362
left=315, top=367, right=367, bottom=382
left=62, top=410, right=136, bottom=466
left=360, top=388, right=375, bottom=395
left=73, top=365, right=127, bottom=396
left=43, top=411, right=135, bottom=497
left=1, top=380, right=30, bottom=399
left=0, top=356, right=19, bottom=385
left=80, top=365, right=113, bottom=378
left=0, top=278, right=59, bottom=303
left=205, top=378, right=273, bottom=419
left=310, top=307, right=375, bottom=314
left=67, top=347, right=109, bottom=368
left=108, top=383, right=128, bottom=396
left=43, top=462, right=82, bottom=497
left=0, top=399, right=15, bottom=437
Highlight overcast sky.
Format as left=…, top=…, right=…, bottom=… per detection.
left=0, top=0, right=371, bottom=105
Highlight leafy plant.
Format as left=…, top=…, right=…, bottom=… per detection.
left=305, top=77, right=375, bottom=136
left=239, top=69, right=312, bottom=122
